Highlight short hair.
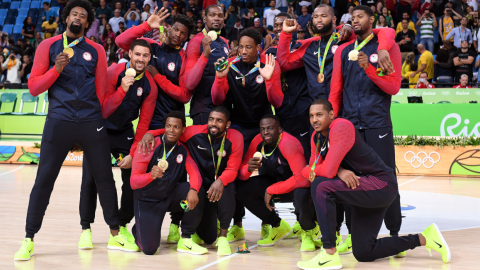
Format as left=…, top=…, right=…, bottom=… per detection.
left=311, top=98, right=333, bottom=112
left=130, top=39, right=152, bottom=53
left=275, top=12, right=292, bottom=20
left=172, top=14, right=195, bottom=34
left=401, top=19, right=408, bottom=23
left=461, top=74, right=469, bottom=80
left=211, top=106, right=231, bottom=121
left=420, top=71, right=428, bottom=77
left=239, top=28, right=262, bottom=45
left=353, top=5, right=374, bottom=17
left=62, top=0, right=95, bottom=33
left=119, top=21, right=125, bottom=25
left=316, top=4, right=335, bottom=16
left=166, top=111, right=186, bottom=127
left=260, top=114, right=280, bottom=123
left=43, top=2, right=50, bottom=6
left=205, top=5, right=222, bottom=16
left=410, top=63, right=418, bottom=71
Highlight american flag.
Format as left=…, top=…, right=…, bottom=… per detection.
left=143, top=29, right=160, bottom=42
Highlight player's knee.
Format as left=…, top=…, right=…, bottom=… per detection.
left=352, top=248, right=374, bottom=262
left=141, top=247, right=158, bottom=255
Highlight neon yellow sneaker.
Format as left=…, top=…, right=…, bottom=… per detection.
left=311, top=223, right=321, bottom=240
left=216, top=236, right=231, bottom=256
left=287, top=221, right=303, bottom=239
left=314, top=238, right=323, bottom=247
left=217, top=219, right=221, bottom=235
left=257, top=219, right=292, bottom=246
left=14, top=238, right=34, bottom=261
left=297, top=247, right=342, bottom=269
left=120, top=225, right=135, bottom=243
left=107, top=232, right=139, bottom=252
left=300, top=230, right=315, bottom=252
left=336, top=234, right=343, bottom=245
left=167, top=224, right=180, bottom=244
left=260, top=224, right=271, bottom=239
left=337, top=234, right=352, bottom=255
left=177, top=237, right=208, bottom=255
left=191, top=232, right=204, bottom=245
left=78, top=229, right=93, bottom=250
left=421, top=223, right=451, bottom=263
left=226, top=225, right=245, bottom=242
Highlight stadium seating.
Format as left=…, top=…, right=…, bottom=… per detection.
left=20, top=1, right=30, bottom=9
left=35, top=94, right=49, bottom=116
left=30, top=1, right=41, bottom=9
left=0, top=2, right=10, bottom=8
left=10, top=1, right=21, bottom=10
left=2, top=24, right=14, bottom=35
left=11, top=93, right=39, bottom=115
left=13, top=25, right=23, bottom=34
left=0, top=93, right=18, bottom=115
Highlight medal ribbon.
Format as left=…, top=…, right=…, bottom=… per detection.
left=161, top=135, right=177, bottom=161
left=310, top=134, right=328, bottom=175
left=208, top=131, right=227, bottom=180
left=229, top=56, right=260, bottom=81
left=261, top=133, right=282, bottom=158
left=353, top=33, right=374, bottom=52
left=318, top=32, right=338, bottom=75
left=126, top=62, right=145, bottom=80
left=62, top=32, right=84, bottom=49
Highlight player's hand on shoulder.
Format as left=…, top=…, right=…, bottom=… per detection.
left=138, top=133, right=155, bottom=155
left=145, top=65, right=159, bottom=77
left=338, top=24, right=353, bottom=41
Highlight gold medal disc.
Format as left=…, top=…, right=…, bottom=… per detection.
left=253, top=151, right=263, bottom=161
left=125, top=68, right=137, bottom=77
left=242, top=77, right=246, bottom=87
left=317, top=73, right=324, bottom=83
left=348, top=50, right=359, bottom=61
left=309, top=171, right=316, bottom=182
left=158, top=159, right=169, bottom=171
left=63, top=47, right=74, bottom=58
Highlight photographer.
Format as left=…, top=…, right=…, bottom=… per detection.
left=414, top=72, right=436, bottom=88
left=417, top=8, right=438, bottom=53
left=439, top=6, right=461, bottom=43
left=1, top=53, right=21, bottom=83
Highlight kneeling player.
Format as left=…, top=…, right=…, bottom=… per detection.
left=130, top=112, right=207, bottom=255
left=237, top=115, right=318, bottom=250
left=297, top=99, right=451, bottom=269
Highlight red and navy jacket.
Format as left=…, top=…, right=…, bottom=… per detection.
left=211, top=54, right=283, bottom=126
left=29, top=35, right=108, bottom=122
left=131, top=136, right=202, bottom=201
left=185, top=31, right=230, bottom=117
left=302, top=118, right=394, bottom=182
left=329, top=35, right=402, bottom=129
left=239, top=132, right=310, bottom=195
left=264, top=42, right=309, bottom=118
left=147, top=125, right=244, bottom=186
left=277, top=28, right=396, bottom=101
left=102, top=62, right=158, bottom=156
left=116, top=22, right=192, bottom=129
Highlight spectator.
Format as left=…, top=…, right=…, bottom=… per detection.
left=96, top=0, right=112, bottom=21
left=42, top=16, right=58, bottom=39
left=116, top=22, right=126, bottom=36
left=195, top=20, right=203, bottom=32
left=118, top=51, right=130, bottom=64
left=264, top=0, right=281, bottom=28
left=0, top=54, right=6, bottom=84
left=467, top=0, right=478, bottom=11
left=225, top=6, right=238, bottom=35
left=287, top=4, right=297, bottom=20
left=42, top=2, right=58, bottom=22
left=109, top=9, right=125, bottom=34
left=417, top=8, right=437, bottom=53
left=99, top=18, right=108, bottom=38
left=8, top=39, right=21, bottom=55
left=251, top=18, right=267, bottom=37
left=433, top=0, right=451, bottom=19
left=111, top=2, right=126, bottom=18
left=0, top=34, right=9, bottom=48
left=144, top=0, right=157, bottom=13
left=107, top=51, right=118, bottom=66
left=396, top=19, right=416, bottom=62
left=18, top=38, right=34, bottom=56
left=227, top=17, right=243, bottom=42
left=2, top=53, right=21, bottom=83
left=381, top=7, right=395, bottom=28
left=20, top=54, right=32, bottom=83
left=298, top=5, right=313, bottom=31
left=415, top=44, right=435, bottom=81
left=185, top=8, right=198, bottom=23
left=183, top=31, right=198, bottom=50
left=243, top=3, right=259, bottom=28
left=397, top=0, right=413, bottom=24
left=453, top=74, right=472, bottom=88
left=446, top=17, right=473, bottom=48
left=297, top=27, right=306, bottom=40
left=173, top=0, right=186, bottom=14
left=376, top=15, right=388, bottom=28
left=434, top=47, right=454, bottom=87
left=141, top=4, right=152, bottom=23
left=396, top=12, right=417, bottom=35
left=439, top=6, right=456, bottom=43
left=402, top=52, right=416, bottom=88
left=263, top=25, right=275, bottom=51
left=340, top=5, right=353, bottom=25
left=89, top=36, right=98, bottom=43
left=104, top=37, right=117, bottom=61
left=22, top=17, right=36, bottom=43
left=451, top=0, right=469, bottom=25
left=87, top=18, right=100, bottom=40
left=161, top=0, right=172, bottom=14
left=453, top=39, right=475, bottom=83
left=32, top=32, right=43, bottom=52
left=187, top=0, right=201, bottom=20
left=101, top=24, right=116, bottom=46
left=414, top=72, right=436, bottom=88
left=124, top=1, right=141, bottom=21
left=203, top=0, right=216, bottom=10
left=370, top=4, right=378, bottom=27
left=276, top=0, right=288, bottom=11
left=126, top=12, right=140, bottom=28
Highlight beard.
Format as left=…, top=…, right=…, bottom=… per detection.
left=69, top=23, right=83, bottom=34
left=313, top=20, right=333, bottom=34
left=354, top=27, right=364, bottom=36
left=208, top=127, right=224, bottom=138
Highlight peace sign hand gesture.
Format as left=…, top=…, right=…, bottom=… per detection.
left=259, top=54, right=276, bottom=81
left=147, top=7, right=170, bottom=29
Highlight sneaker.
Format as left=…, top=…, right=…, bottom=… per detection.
left=314, top=238, right=323, bottom=248
left=14, top=238, right=34, bottom=261
left=107, top=232, right=139, bottom=252
left=300, top=230, right=316, bottom=252
left=217, top=219, right=221, bottom=235
left=297, top=247, right=342, bottom=270
left=120, top=225, right=135, bottom=243
left=78, top=229, right=93, bottom=250
left=286, top=221, right=303, bottom=239
left=177, top=237, right=208, bottom=255
left=191, top=232, right=204, bottom=245
left=226, top=225, right=245, bottom=243
left=167, top=224, right=180, bottom=244
left=336, top=234, right=343, bottom=246
left=216, top=236, right=231, bottom=256
left=421, top=223, right=451, bottom=263
left=260, top=224, right=271, bottom=240
left=337, top=234, right=352, bottom=255
left=311, top=223, right=321, bottom=240
left=257, top=219, right=292, bottom=246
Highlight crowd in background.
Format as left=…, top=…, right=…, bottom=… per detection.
left=1, top=0, right=480, bottom=88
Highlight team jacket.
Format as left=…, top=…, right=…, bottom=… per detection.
left=29, top=35, right=107, bottom=122
left=277, top=28, right=396, bottom=101
left=211, top=54, right=283, bottom=126
left=185, top=31, right=230, bottom=117
left=102, top=62, right=158, bottom=156
left=329, top=35, right=402, bottom=129
left=264, top=43, right=310, bottom=118
left=238, top=132, right=309, bottom=195
left=302, top=118, right=394, bottom=182
left=131, top=136, right=202, bottom=201
left=116, top=22, right=192, bottom=128
left=147, top=125, right=244, bottom=186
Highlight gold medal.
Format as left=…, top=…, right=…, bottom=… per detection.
left=309, top=171, right=316, bottom=182
left=253, top=151, right=263, bottom=161
left=63, top=47, right=74, bottom=58
left=125, top=68, right=136, bottom=77
left=317, top=73, right=324, bottom=83
left=348, top=50, right=359, bottom=61
left=207, top=31, right=218, bottom=41
left=158, top=159, right=169, bottom=171
left=242, top=77, right=246, bottom=87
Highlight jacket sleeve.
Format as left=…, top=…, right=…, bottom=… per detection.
left=92, top=42, right=109, bottom=107
left=328, top=42, right=350, bottom=117
left=153, top=52, right=193, bottom=103
left=238, top=134, right=263, bottom=180
left=28, top=38, right=61, bottom=96
left=102, top=64, right=126, bottom=118
left=115, top=22, right=156, bottom=50
left=218, top=130, right=244, bottom=186
left=265, top=59, right=284, bottom=108
left=276, top=31, right=310, bottom=72
left=185, top=147, right=203, bottom=192
left=364, top=44, right=402, bottom=95
left=184, top=35, right=208, bottom=90
left=211, top=76, right=229, bottom=105
left=131, top=137, right=161, bottom=190
left=372, top=27, right=396, bottom=52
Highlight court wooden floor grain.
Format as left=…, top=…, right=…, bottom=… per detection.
left=1, top=163, right=479, bottom=270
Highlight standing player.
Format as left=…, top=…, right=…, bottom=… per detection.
left=116, top=8, right=195, bottom=130
left=296, top=99, right=450, bottom=269
left=237, top=115, right=318, bottom=251
left=78, top=39, right=158, bottom=249
left=329, top=5, right=403, bottom=256
left=130, top=112, right=207, bottom=256
left=139, top=106, right=244, bottom=256
left=14, top=0, right=137, bottom=261
left=185, top=5, right=230, bottom=125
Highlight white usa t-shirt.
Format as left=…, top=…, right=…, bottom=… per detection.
left=264, top=9, right=281, bottom=27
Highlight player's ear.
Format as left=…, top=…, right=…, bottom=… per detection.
left=256, top=43, right=261, bottom=52
left=128, top=49, right=133, bottom=59
left=226, top=121, right=231, bottom=129
left=329, top=110, right=335, bottom=119
left=182, top=126, right=186, bottom=133
left=370, top=15, right=375, bottom=24
left=279, top=127, right=283, bottom=133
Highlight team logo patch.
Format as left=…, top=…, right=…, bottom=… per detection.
left=168, top=62, right=175, bottom=71
left=217, top=149, right=227, bottom=157
left=256, top=75, right=264, bottom=84
left=331, top=45, right=338, bottom=54
left=137, top=87, right=143, bottom=96
left=224, top=47, right=229, bottom=55
left=83, top=52, right=92, bottom=61
left=176, top=154, right=183, bottom=163
left=369, top=53, right=378, bottom=63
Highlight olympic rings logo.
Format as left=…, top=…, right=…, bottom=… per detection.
left=441, top=91, right=450, bottom=95
left=475, top=91, right=480, bottom=96
left=404, top=151, right=441, bottom=168
left=408, top=91, right=418, bottom=95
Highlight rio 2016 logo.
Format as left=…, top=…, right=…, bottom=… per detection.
left=440, top=113, right=480, bottom=137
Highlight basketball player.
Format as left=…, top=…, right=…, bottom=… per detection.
left=78, top=39, right=158, bottom=249
left=139, top=106, right=243, bottom=256
left=296, top=99, right=450, bottom=269
left=185, top=5, right=230, bottom=125
left=116, top=8, right=195, bottom=130
left=14, top=0, right=137, bottom=261
left=130, top=112, right=207, bottom=255
left=329, top=5, right=403, bottom=255
left=237, top=115, right=319, bottom=251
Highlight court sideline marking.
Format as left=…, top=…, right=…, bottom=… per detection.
left=398, top=176, right=423, bottom=187
left=0, top=164, right=25, bottom=176
left=194, top=244, right=259, bottom=270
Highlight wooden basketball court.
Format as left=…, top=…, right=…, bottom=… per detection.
left=1, top=163, right=479, bottom=269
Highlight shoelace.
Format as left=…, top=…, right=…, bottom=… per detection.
left=19, top=239, right=30, bottom=248
left=80, top=230, right=92, bottom=240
